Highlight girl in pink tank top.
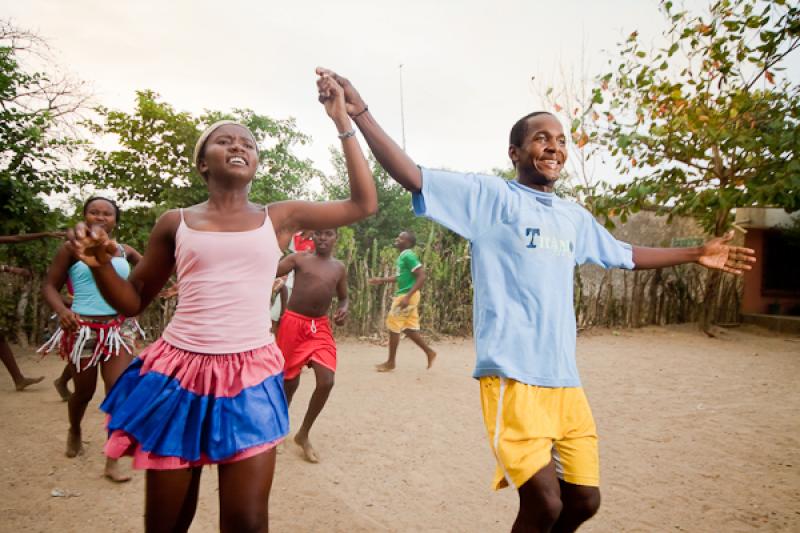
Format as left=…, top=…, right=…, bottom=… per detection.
left=66, top=71, right=377, bottom=532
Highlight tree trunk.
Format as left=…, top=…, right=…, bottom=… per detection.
left=699, top=270, right=723, bottom=332
left=701, top=206, right=732, bottom=332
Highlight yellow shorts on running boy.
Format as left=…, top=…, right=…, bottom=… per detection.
left=479, top=376, right=599, bottom=490
left=385, top=291, right=421, bottom=333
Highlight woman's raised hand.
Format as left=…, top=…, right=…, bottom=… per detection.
left=315, top=67, right=367, bottom=117
left=66, top=222, right=119, bottom=268
left=316, top=71, right=349, bottom=122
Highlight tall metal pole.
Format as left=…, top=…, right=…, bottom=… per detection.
left=399, top=63, right=406, bottom=151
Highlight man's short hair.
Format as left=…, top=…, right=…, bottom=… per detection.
left=509, top=111, right=554, bottom=148
left=404, top=230, right=416, bottom=246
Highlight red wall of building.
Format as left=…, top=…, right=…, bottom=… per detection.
left=742, top=230, right=800, bottom=314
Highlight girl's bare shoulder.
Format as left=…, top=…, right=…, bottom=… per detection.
left=149, top=209, right=182, bottom=240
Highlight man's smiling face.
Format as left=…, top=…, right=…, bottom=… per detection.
left=509, top=113, right=567, bottom=189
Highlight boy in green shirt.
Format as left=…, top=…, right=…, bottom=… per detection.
left=369, top=230, right=436, bottom=371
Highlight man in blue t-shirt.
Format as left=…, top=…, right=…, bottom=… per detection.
left=315, top=68, right=757, bottom=531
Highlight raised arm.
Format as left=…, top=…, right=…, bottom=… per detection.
left=632, top=231, right=756, bottom=274
left=269, top=72, right=377, bottom=245
left=67, top=211, right=179, bottom=316
left=317, top=67, right=422, bottom=193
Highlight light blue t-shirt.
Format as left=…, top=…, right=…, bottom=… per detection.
left=69, top=256, right=130, bottom=316
left=412, top=168, right=634, bottom=387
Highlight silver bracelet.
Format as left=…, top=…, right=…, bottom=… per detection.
left=337, top=129, right=356, bottom=140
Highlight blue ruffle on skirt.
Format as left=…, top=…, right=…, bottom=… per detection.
left=101, top=358, right=289, bottom=462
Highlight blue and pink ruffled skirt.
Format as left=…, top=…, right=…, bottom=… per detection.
left=101, top=338, right=289, bottom=470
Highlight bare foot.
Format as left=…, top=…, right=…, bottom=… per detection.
left=65, top=430, right=83, bottom=458
left=15, top=375, right=44, bottom=391
left=375, top=362, right=395, bottom=372
left=53, top=378, right=71, bottom=401
left=426, top=350, right=437, bottom=369
left=104, top=458, right=131, bottom=483
left=294, top=434, right=319, bottom=463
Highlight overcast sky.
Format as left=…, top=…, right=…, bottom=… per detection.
left=5, top=0, right=799, bottom=181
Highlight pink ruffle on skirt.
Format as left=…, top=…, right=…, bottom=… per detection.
left=106, top=432, right=281, bottom=470
left=102, top=338, right=288, bottom=470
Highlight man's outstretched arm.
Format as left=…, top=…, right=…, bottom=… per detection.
left=316, top=67, right=422, bottom=193
left=632, top=231, right=756, bottom=275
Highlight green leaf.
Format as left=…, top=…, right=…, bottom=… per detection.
left=745, top=16, right=762, bottom=29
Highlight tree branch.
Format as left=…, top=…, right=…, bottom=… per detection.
left=744, top=36, right=800, bottom=92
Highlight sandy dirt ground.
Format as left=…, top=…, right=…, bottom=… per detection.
left=1, top=324, right=798, bottom=532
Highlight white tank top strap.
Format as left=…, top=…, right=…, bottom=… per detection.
left=179, top=208, right=185, bottom=223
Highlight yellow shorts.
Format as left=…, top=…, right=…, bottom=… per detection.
left=479, top=377, right=599, bottom=490
left=385, top=291, right=421, bottom=333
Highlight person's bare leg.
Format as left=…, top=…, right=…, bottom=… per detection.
left=293, top=362, right=334, bottom=463
left=53, top=363, right=72, bottom=401
left=552, top=480, right=601, bottom=533
left=0, top=336, right=43, bottom=391
left=100, top=351, right=133, bottom=394
left=100, top=353, right=134, bottom=482
left=283, top=375, right=300, bottom=405
left=376, top=332, right=400, bottom=372
left=514, top=461, right=564, bottom=533
left=278, top=375, right=300, bottom=455
left=218, top=449, right=276, bottom=533
left=403, top=329, right=437, bottom=369
left=66, top=363, right=98, bottom=457
left=145, top=467, right=202, bottom=533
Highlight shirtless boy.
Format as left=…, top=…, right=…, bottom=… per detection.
left=276, top=228, right=348, bottom=463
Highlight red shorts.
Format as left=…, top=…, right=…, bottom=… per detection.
left=277, top=310, right=337, bottom=380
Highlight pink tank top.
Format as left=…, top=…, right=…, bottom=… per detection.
left=161, top=207, right=280, bottom=353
